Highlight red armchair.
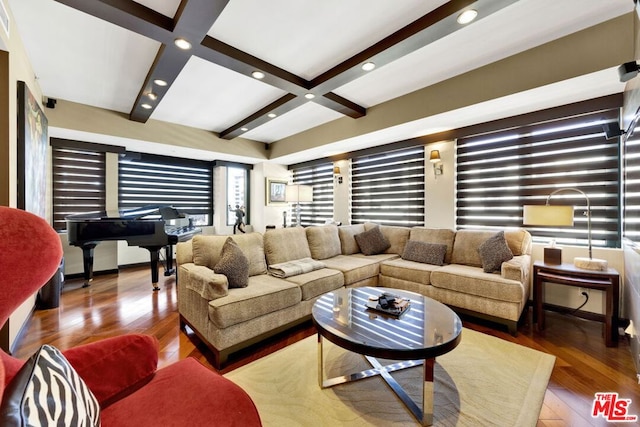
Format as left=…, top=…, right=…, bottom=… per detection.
left=0, top=207, right=261, bottom=426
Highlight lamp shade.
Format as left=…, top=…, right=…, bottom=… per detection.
left=522, top=205, right=574, bottom=226
left=285, top=184, right=313, bottom=203
left=429, top=150, right=441, bottom=163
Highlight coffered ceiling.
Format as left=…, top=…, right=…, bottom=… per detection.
left=6, top=0, right=635, bottom=164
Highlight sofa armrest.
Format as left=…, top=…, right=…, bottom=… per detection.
left=62, top=334, right=158, bottom=407
left=179, top=263, right=228, bottom=301
left=501, top=254, right=531, bottom=284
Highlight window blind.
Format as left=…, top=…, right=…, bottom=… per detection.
left=351, top=146, right=425, bottom=226
left=52, top=147, right=106, bottom=231
left=456, top=108, right=621, bottom=248
left=291, top=161, right=334, bottom=226
left=624, top=126, right=640, bottom=243
left=118, top=153, right=213, bottom=226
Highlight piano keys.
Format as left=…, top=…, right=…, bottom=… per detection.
left=66, top=205, right=201, bottom=291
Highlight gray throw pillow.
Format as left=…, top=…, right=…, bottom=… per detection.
left=354, top=226, right=391, bottom=255
left=402, top=240, right=447, bottom=265
left=214, top=237, right=249, bottom=288
left=0, top=344, right=101, bottom=426
left=477, top=231, right=514, bottom=273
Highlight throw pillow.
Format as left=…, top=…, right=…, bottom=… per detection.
left=477, top=231, right=514, bottom=273
left=402, top=240, right=447, bottom=266
left=214, top=237, right=249, bottom=288
left=0, top=344, right=100, bottom=426
left=354, top=226, right=391, bottom=255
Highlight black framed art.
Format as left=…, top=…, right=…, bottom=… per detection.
left=17, top=80, right=48, bottom=218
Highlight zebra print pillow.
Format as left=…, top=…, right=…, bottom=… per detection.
left=0, top=344, right=100, bottom=426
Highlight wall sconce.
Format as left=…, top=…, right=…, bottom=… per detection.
left=429, top=150, right=443, bottom=176
left=333, top=166, right=343, bottom=184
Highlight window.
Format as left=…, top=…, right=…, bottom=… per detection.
left=52, top=145, right=106, bottom=231
left=351, top=146, right=425, bottom=226
left=624, top=120, right=640, bottom=243
left=456, top=104, right=621, bottom=248
left=119, top=153, right=213, bottom=225
left=226, top=166, right=249, bottom=226
left=290, top=162, right=334, bottom=226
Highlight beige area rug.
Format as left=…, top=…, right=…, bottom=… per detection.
left=225, top=329, right=555, bottom=426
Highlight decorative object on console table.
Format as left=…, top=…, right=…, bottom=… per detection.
left=285, top=184, right=313, bottom=227
left=532, top=261, right=619, bottom=347
left=523, top=187, right=608, bottom=271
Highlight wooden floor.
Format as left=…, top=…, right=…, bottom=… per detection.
left=13, top=266, right=640, bottom=426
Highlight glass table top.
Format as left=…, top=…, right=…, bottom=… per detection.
left=312, top=287, right=462, bottom=360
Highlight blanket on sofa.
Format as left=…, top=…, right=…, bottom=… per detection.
left=268, top=257, right=326, bottom=278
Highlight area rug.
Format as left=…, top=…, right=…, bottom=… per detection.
left=225, top=328, right=555, bottom=426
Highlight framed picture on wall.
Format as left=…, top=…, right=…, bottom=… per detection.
left=17, top=80, right=48, bottom=219
left=266, top=177, right=287, bottom=206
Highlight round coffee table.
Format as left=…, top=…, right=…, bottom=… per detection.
left=312, top=287, right=462, bottom=426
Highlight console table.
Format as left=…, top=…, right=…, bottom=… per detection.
left=533, top=261, right=619, bottom=347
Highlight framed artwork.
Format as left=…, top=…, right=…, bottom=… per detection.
left=266, top=177, right=287, bottom=206
left=17, top=81, right=48, bottom=219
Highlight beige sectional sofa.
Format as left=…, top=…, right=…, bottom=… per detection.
left=176, top=223, right=532, bottom=368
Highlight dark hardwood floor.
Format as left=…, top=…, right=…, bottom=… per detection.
left=13, top=266, right=640, bottom=426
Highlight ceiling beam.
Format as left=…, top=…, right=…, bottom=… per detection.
left=55, top=0, right=518, bottom=140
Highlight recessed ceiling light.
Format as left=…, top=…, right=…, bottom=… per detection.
left=153, top=79, right=167, bottom=87
left=241, top=127, right=249, bottom=132
left=305, top=93, right=315, bottom=99
left=362, top=62, right=376, bottom=71
left=147, top=92, right=157, bottom=101
left=457, top=9, right=478, bottom=25
left=174, top=38, right=192, bottom=50
left=268, top=113, right=277, bottom=118
left=252, top=71, right=265, bottom=79
left=141, top=103, right=152, bottom=109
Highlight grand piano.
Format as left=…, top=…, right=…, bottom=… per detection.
left=67, top=205, right=202, bottom=291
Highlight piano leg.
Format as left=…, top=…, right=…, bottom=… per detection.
left=148, top=248, right=161, bottom=291
left=164, top=245, right=175, bottom=277
left=81, top=244, right=97, bottom=288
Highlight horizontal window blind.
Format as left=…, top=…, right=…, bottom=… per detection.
left=119, top=153, right=213, bottom=226
left=351, top=146, right=425, bottom=226
left=624, top=127, right=640, bottom=242
left=456, top=108, right=621, bottom=248
left=52, top=147, right=106, bottom=231
left=291, top=162, right=334, bottom=226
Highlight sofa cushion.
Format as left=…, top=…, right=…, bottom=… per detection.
left=355, top=226, right=390, bottom=255
left=208, top=275, right=302, bottom=329
left=214, top=237, right=249, bottom=288
left=306, top=225, right=341, bottom=260
left=477, top=231, right=514, bottom=273
left=0, top=345, right=100, bottom=427
left=380, top=258, right=440, bottom=286
left=321, top=255, right=382, bottom=286
left=264, top=227, right=312, bottom=265
left=430, top=264, right=525, bottom=304
left=192, top=233, right=267, bottom=277
left=338, top=224, right=366, bottom=255
left=450, top=230, right=498, bottom=267
left=408, top=228, right=456, bottom=264
left=402, top=240, right=447, bottom=266
left=365, top=223, right=410, bottom=255
left=283, top=268, right=344, bottom=300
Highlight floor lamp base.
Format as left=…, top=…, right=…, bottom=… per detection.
left=574, top=257, right=608, bottom=271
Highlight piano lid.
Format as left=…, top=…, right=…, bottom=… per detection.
left=65, top=205, right=169, bottom=221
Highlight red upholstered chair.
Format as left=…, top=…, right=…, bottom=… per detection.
left=0, top=206, right=261, bottom=426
